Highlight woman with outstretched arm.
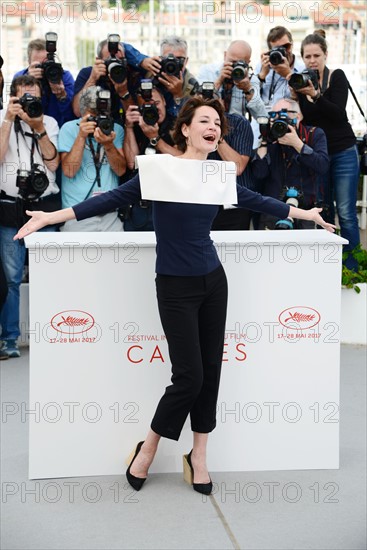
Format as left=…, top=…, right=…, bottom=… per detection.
left=14, top=97, right=335, bottom=495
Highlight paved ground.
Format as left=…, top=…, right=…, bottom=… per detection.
left=1, top=344, right=366, bottom=550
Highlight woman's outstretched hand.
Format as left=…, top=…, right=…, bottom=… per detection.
left=307, top=207, right=336, bottom=232
left=13, top=210, right=51, bottom=240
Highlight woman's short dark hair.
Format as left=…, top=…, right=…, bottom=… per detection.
left=10, top=75, right=42, bottom=97
left=301, top=30, right=328, bottom=57
left=172, top=97, right=228, bottom=152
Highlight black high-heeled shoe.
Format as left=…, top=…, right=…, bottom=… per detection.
left=183, top=450, right=213, bottom=495
left=126, top=441, right=146, bottom=491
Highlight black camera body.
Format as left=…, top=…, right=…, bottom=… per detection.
left=268, top=46, right=287, bottom=66
left=289, top=69, right=320, bottom=91
left=258, top=110, right=297, bottom=142
left=159, top=54, right=185, bottom=77
left=138, top=80, right=159, bottom=126
left=18, top=93, right=43, bottom=118
left=36, top=32, right=63, bottom=84
left=87, top=89, right=114, bottom=135
left=275, top=186, right=303, bottom=230
left=16, top=165, right=49, bottom=200
left=104, top=33, right=127, bottom=83
left=87, top=114, right=114, bottom=136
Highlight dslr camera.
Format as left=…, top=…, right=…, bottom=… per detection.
left=87, top=89, right=114, bottom=135
left=17, top=93, right=43, bottom=118
left=230, top=60, right=249, bottom=82
left=159, top=54, right=185, bottom=77
left=104, top=33, right=127, bottom=83
left=138, top=80, right=159, bottom=126
left=258, top=109, right=297, bottom=142
left=36, top=32, right=63, bottom=84
left=16, top=165, right=49, bottom=200
left=275, top=186, right=303, bottom=230
left=268, top=46, right=287, bottom=66
left=289, top=69, right=319, bottom=91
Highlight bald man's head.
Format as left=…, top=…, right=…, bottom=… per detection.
left=224, top=40, right=252, bottom=64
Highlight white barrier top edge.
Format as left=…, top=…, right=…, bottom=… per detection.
left=25, top=230, right=348, bottom=248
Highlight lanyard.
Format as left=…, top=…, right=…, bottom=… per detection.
left=14, top=117, right=41, bottom=170
left=87, top=136, right=104, bottom=188
left=82, top=137, right=106, bottom=201
left=267, top=70, right=284, bottom=104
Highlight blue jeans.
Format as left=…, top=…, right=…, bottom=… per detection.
left=0, top=225, right=56, bottom=341
left=328, top=145, right=360, bottom=270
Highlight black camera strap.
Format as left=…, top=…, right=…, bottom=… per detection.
left=87, top=136, right=104, bottom=187
left=83, top=136, right=107, bottom=201
left=347, top=81, right=367, bottom=123
left=14, top=118, right=42, bottom=171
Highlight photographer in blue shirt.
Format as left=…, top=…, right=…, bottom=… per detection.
left=14, top=37, right=75, bottom=128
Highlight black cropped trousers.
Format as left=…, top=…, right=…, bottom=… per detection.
left=151, top=264, right=228, bottom=441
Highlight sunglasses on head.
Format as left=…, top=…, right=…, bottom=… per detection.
left=269, top=109, right=298, bottom=117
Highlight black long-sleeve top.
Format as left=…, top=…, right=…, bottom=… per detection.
left=297, top=69, right=355, bottom=155
left=73, top=174, right=290, bottom=276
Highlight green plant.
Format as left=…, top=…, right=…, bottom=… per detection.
left=342, top=244, right=367, bottom=293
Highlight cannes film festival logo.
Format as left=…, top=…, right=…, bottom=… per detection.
left=278, top=307, right=321, bottom=330
left=51, top=310, right=95, bottom=334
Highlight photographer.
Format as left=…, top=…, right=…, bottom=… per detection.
left=122, top=84, right=178, bottom=230
left=251, top=98, right=329, bottom=230
left=198, top=40, right=267, bottom=133
left=254, top=27, right=305, bottom=110
left=295, top=30, right=360, bottom=270
left=147, top=36, right=197, bottom=117
left=14, top=37, right=75, bottom=127
left=0, top=75, right=60, bottom=358
left=58, top=86, right=126, bottom=232
left=73, top=37, right=158, bottom=122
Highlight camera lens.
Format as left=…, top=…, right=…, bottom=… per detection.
left=288, top=73, right=307, bottom=90
left=24, top=99, right=43, bottom=118
left=232, top=67, right=246, bottom=82
left=271, top=120, right=289, bottom=139
left=164, top=61, right=178, bottom=75
left=269, top=51, right=282, bottom=65
left=108, top=62, right=127, bottom=83
left=141, top=104, right=159, bottom=126
left=97, top=116, right=113, bottom=136
left=44, top=63, right=63, bottom=84
left=32, top=172, right=49, bottom=194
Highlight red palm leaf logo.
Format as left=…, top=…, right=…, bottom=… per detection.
left=51, top=310, right=95, bottom=334
left=279, top=307, right=320, bottom=330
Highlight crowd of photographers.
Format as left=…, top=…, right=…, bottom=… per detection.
left=0, top=26, right=366, bottom=359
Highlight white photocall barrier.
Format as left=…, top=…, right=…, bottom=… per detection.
left=25, top=230, right=347, bottom=479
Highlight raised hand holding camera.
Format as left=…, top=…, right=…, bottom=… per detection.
left=277, top=124, right=304, bottom=152
left=34, top=32, right=63, bottom=85
left=79, top=114, right=97, bottom=138
left=90, top=58, right=107, bottom=84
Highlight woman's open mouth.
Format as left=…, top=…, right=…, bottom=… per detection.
left=203, top=134, right=216, bottom=142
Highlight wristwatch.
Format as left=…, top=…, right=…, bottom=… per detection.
left=149, top=136, right=161, bottom=147
left=119, top=91, right=130, bottom=101
left=33, top=131, right=47, bottom=140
